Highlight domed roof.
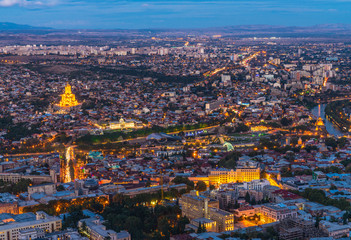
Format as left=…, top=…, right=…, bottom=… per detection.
left=84, top=178, right=99, bottom=190
left=316, top=117, right=324, bottom=126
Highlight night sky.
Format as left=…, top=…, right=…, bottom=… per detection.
left=0, top=0, right=351, bottom=29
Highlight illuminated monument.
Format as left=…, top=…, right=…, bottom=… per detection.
left=54, top=83, right=81, bottom=114
left=315, top=105, right=326, bottom=134
left=59, top=84, right=79, bottom=108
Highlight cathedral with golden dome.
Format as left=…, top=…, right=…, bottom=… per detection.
left=59, top=84, right=79, bottom=108
left=315, top=116, right=326, bottom=134
left=51, top=83, right=81, bottom=114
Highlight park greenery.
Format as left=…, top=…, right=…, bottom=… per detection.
left=0, top=116, right=41, bottom=141
left=76, top=122, right=213, bottom=147
left=0, top=179, right=32, bottom=195
left=218, top=151, right=242, bottom=169
left=294, top=188, right=351, bottom=211
left=103, top=202, right=189, bottom=240
left=325, top=100, right=351, bottom=132
left=23, top=196, right=108, bottom=216
left=222, top=226, right=279, bottom=240
left=171, top=176, right=195, bottom=192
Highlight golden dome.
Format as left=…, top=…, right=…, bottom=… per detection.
left=59, top=83, right=79, bottom=108
left=316, top=117, right=324, bottom=126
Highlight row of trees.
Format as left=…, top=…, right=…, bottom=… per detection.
left=218, top=151, right=242, bottom=169
left=325, top=101, right=351, bottom=132
left=297, top=188, right=351, bottom=211
left=23, top=196, right=108, bottom=216
left=103, top=201, right=189, bottom=239
left=76, top=122, right=213, bottom=146
left=0, top=179, right=32, bottom=195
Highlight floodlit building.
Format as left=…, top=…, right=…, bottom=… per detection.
left=58, top=83, right=79, bottom=108
left=190, top=218, right=217, bottom=232
left=180, top=191, right=234, bottom=232
left=179, top=191, right=219, bottom=220
left=258, top=203, right=298, bottom=223
left=209, top=161, right=260, bottom=185
left=78, top=217, right=131, bottom=240
left=0, top=211, right=61, bottom=240
left=109, top=118, right=144, bottom=130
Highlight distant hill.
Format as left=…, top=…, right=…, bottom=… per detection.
left=0, top=22, right=51, bottom=30
left=1, top=22, right=351, bottom=38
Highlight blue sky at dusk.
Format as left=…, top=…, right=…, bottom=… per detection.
left=0, top=0, right=351, bottom=29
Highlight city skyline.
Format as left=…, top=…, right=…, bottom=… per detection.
left=0, top=0, right=351, bottom=29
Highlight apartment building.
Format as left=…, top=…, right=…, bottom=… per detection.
left=0, top=211, right=61, bottom=240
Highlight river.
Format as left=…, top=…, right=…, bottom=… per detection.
left=311, top=104, right=344, bottom=137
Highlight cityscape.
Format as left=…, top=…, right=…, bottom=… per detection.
left=1, top=1, right=351, bottom=240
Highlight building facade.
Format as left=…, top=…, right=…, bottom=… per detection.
left=0, top=212, right=61, bottom=240
left=180, top=191, right=234, bottom=232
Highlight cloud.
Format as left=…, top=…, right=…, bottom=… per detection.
left=0, top=0, right=59, bottom=7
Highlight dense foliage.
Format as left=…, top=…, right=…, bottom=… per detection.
left=0, top=179, right=32, bottom=194
left=218, top=151, right=242, bottom=169
left=76, top=123, right=212, bottom=146
left=103, top=203, right=189, bottom=240
left=298, top=188, right=351, bottom=211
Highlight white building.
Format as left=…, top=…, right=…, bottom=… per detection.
left=243, top=179, right=270, bottom=191
left=0, top=211, right=61, bottom=240
left=78, top=217, right=131, bottom=240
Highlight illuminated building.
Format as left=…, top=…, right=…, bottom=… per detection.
left=28, top=183, right=56, bottom=199
left=250, top=125, right=269, bottom=132
left=180, top=191, right=219, bottom=220
left=108, top=118, right=144, bottom=130
left=59, top=83, right=79, bottom=108
left=0, top=173, right=53, bottom=184
left=93, top=118, right=146, bottom=130
left=315, top=105, right=326, bottom=133
left=0, top=211, right=61, bottom=240
left=209, top=208, right=234, bottom=232
left=243, top=179, right=270, bottom=191
left=180, top=191, right=234, bottom=232
left=78, top=217, right=131, bottom=240
left=258, top=203, right=298, bottom=223
left=190, top=218, right=217, bottom=232
left=315, top=117, right=325, bottom=131
left=209, top=161, right=260, bottom=185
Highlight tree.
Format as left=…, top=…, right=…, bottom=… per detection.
left=343, top=212, right=349, bottom=225
left=174, top=216, right=189, bottom=234
left=218, top=151, right=242, bottom=169
left=124, top=216, right=143, bottom=240
left=315, top=215, right=321, bottom=228
left=325, top=137, right=337, bottom=150
left=337, top=137, right=347, bottom=148
left=91, top=201, right=104, bottom=212
left=281, top=117, right=292, bottom=126
left=245, top=192, right=251, bottom=203
left=172, top=176, right=194, bottom=191
left=195, top=181, right=207, bottom=192
left=260, top=169, right=267, bottom=179
left=158, top=217, right=170, bottom=238
left=235, top=123, right=250, bottom=133
left=197, top=222, right=206, bottom=233
left=80, top=220, right=87, bottom=233
left=250, top=196, right=256, bottom=205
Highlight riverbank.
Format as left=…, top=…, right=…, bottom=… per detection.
left=311, top=104, right=344, bottom=137
left=325, top=101, right=351, bottom=133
